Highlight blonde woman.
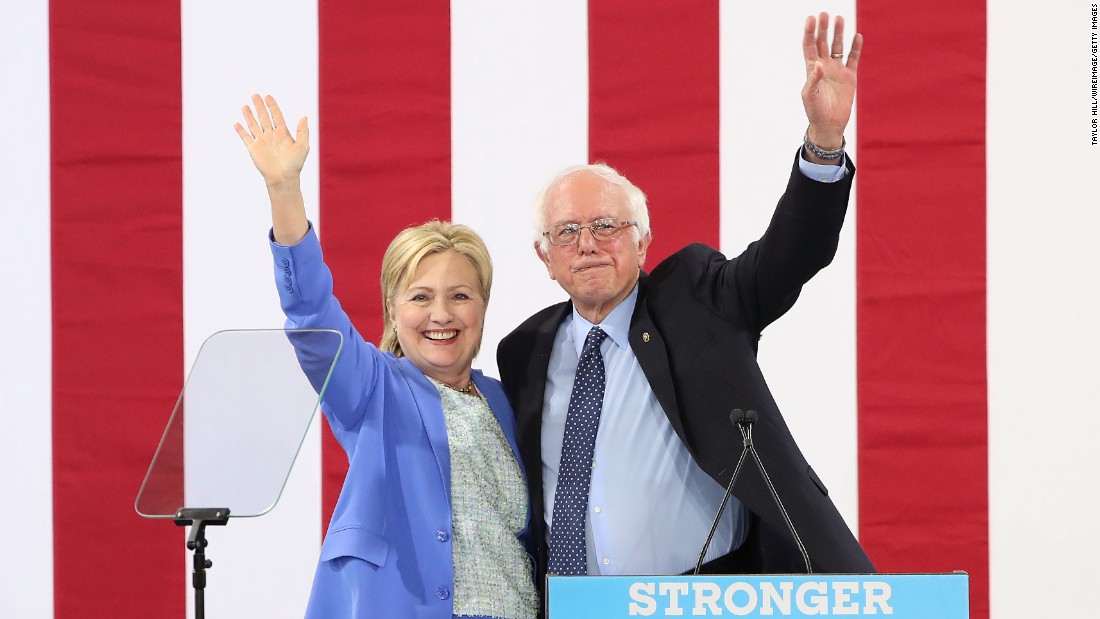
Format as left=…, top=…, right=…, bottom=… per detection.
left=236, top=94, right=538, bottom=619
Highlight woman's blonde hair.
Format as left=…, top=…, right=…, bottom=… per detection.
left=379, top=220, right=493, bottom=358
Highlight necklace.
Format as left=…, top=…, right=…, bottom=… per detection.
left=431, top=376, right=475, bottom=394
left=450, top=382, right=475, bottom=394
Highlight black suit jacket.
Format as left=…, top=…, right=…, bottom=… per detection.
left=498, top=152, right=874, bottom=590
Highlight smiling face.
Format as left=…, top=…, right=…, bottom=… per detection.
left=536, top=170, right=651, bottom=324
left=388, top=250, right=485, bottom=387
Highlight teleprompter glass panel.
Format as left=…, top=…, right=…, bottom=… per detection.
left=135, top=328, right=342, bottom=518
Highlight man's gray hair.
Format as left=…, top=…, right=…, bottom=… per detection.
left=532, top=162, right=651, bottom=253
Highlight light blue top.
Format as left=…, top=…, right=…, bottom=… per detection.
left=798, top=154, right=850, bottom=182
left=541, top=285, right=748, bottom=575
left=431, top=381, right=538, bottom=618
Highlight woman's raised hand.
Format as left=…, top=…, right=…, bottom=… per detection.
left=235, top=94, right=310, bottom=245
left=234, top=94, right=309, bottom=189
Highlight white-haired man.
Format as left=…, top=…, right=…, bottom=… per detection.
left=497, top=13, right=874, bottom=591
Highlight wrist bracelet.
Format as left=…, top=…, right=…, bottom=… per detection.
left=803, top=128, right=845, bottom=160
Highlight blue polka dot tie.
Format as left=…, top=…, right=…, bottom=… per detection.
left=548, top=326, right=609, bottom=575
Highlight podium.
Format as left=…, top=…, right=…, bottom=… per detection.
left=547, top=573, right=968, bottom=618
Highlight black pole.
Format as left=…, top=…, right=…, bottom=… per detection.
left=174, top=508, right=230, bottom=619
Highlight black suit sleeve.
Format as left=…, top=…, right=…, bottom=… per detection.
left=670, top=151, right=854, bottom=335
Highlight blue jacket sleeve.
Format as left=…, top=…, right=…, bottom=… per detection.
left=270, top=225, right=385, bottom=438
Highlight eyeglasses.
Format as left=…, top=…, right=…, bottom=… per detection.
left=543, top=218, right=638, bottom=247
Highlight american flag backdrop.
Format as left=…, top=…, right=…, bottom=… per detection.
left=2, top=1, right=1098, bottom=618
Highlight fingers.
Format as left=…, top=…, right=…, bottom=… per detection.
left=802, top=15, right=818, bottom=63
left=804, top=13, right=860, bottom=68
left=233, top=121, right=252, bottom=145
left=250, top=93, right=274, bottom=132
left=237, top=94, right=301, bottom=142
left=831, top=15, right=846, bottom=58
left=295, top=116, right=309, bottom=145
left=267, top=94, right=289, bottom=133
left=846, top=32, right=864, bottom=73
left=240, top=100, right=263, bottom=140
left=815, top=12, right=830, bottom=60
left=804, top=60, right=825, bottom=94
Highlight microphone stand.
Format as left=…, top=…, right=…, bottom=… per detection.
left=694, top=409, right=812, bottom=575
left=740, top=410, right=812, bottom=574
left=693, top=411, right=753, bottom=574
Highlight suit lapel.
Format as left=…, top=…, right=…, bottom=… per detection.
left=395, top=358, right=451, bottom=497
left=516, top=303, right=570, bottom=567
left=629, top=274, right=687, bottom=442
left=518, top=303, right=572, bottom=443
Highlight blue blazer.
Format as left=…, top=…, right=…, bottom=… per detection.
left=272, top=228, right=533, bottom=619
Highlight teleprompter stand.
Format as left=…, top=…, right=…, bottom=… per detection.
left=174, top=507, right=230, bottom=619
left=135, top=328, right=343, bottom=616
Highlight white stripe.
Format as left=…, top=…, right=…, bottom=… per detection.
left=0, top=1, right=53, bottom=615
left=181, top=1, right=320, bottom=616
left=987, top=3, right=1100, bottom=616
left=28, top=5, right=1100, bottom=616
left=720, top=3, right=861, bottom=533
left=450, top=0, right=590, bottom=380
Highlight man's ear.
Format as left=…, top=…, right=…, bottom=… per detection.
left=534, top=242, right=557, bottom=281
left=636, top=232, right=653, bottom=268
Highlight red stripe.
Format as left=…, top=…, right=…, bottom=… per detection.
left=317, top=0, right=453, bottom=532
left=587, top=0, right=720, bottom=262
left=50, top=2, right=184, bottom=616
left=855, top=2, right=989, bottom=617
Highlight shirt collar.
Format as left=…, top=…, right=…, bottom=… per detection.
left=569, top=283, right=638, bottom=357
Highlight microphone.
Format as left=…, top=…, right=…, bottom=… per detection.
left=693, top=409, right=812, bottom=575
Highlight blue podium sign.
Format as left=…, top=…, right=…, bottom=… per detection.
left=547, top=573, right=968, bottom=618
